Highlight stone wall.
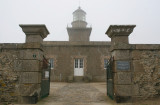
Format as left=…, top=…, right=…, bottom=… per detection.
left=0, top=43, right=44, bottom=104
left=106, top=25, right=160, bottom=102
left=0, top=25, right=50, bottom=104
left=110, top=44, right=160, bottom=101
left=43, top=41, right=111, bottom=82
left=132, top=45, right=160, bottom=99
left=0, top=48, right=19, bottom=103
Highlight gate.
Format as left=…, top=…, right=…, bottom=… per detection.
left=40, top=56, right=51, bottom=99
left=106, top=56, right=114, bottom=100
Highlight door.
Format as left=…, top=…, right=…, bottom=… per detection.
left=74, top=58, right=84, bottom=76
left=106, top=56, right=114, bottom=100
left=40, top=57, right=51, bottom=99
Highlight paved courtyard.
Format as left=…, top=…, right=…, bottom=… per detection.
left=38, top=82, right=109, bottom=105
left=13, top=82, right=160, bottom=105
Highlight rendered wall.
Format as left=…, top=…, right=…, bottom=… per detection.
left=43, top=41, right=111, bottom=82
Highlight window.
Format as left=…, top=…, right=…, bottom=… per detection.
left=74, top=58, right=83, bottom=68
left=49, top=58, right=54, bottom=69
left=104, top=59, right=108, bottom=69
left=80, top=59, right=83, bottom=68
left=73, top=12, right=85, bottom=21
left=75, top=59, right=78, bottom=68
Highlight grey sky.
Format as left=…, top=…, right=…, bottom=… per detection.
left=0, top=0, right=160, bottom=44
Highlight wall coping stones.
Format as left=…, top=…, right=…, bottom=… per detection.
left=0, top=43, right=24, bottom=50
left=110, top=43, right=136, bottom=51
left=135, top=44, right=160, bottom=50
left=0, top=43, right=43, bottom=50
left=22, top=43, right=43, bottom=49
left=110, top=44, right=160, bottom=51
left=43, top=41, right=111, bottom=47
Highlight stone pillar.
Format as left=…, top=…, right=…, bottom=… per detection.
left=17, top=25, right=49, bottom=103
left=106, top=25, right=136, bottom=102
left=20, top=24, right=49, bottom=43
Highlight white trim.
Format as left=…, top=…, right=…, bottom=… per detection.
left=74, top=58, right=84, bottom=76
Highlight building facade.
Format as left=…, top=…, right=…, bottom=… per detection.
left=43, top=7, right=111, bottom=82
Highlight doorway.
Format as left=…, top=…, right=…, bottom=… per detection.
left=74, top=58, right=84, bottom=76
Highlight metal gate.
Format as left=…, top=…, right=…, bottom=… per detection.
left=40, top=56, right=51, bottom=99
left=106, top=56, right=114, bottom=100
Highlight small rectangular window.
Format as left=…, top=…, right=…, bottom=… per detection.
left=49, top=58, right=54, bottom=69
left=75, top=59, right=78, bottom=68
left=104, top=59, right=108, bottom=69
left=80, top=59, right=83, bottom=68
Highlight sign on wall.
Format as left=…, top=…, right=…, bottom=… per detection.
left=116, top=61, right=130, bottom=71
left=45, top=71, right=49, bottom=79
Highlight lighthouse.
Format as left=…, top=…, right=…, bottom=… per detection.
left=67, top=7, right=92, bottom=41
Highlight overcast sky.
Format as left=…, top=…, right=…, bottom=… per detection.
left=0, top=0, right=160, bottom=44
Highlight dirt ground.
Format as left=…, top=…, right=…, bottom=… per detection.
left=11, top=82, right=160, bottom=105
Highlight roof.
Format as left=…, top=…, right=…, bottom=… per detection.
left=73, top=6, right=86, bottom=14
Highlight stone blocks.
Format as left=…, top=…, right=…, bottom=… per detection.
left=14, top=60, right=40, bottom=71
left=106, top=25, right=136, bottom=47
left=106, top=25, right=136, bottom=38
left=111, top=36, right=129, bottom=45
left=19, top=72, right=41, bottom=84
left=105, top=25, right=135, bottom=102
left=19, top=50, right=43, bottom=60
left=0, top=24, right=49, bottom=104
left=26, top=35, right=43, bottom=43
left=19, top=24, right=50, bottom=43
left=132, top=50, right=141, bottom=60
left=67, top=28, right=92, bottom=42
left=112, top=50, right=131, bottom=60
left=18, top=84, right=41, bottom=96
left=114, top=85, right=132, bottom=96
left=114, top=72, right=132, bottom=84
left=136, top=44, right=160, bottom=50
left=133, top=84, right=140, bottom=96
left=133, top=60, right=144, bottom=72
left=22, top=43, right=42, bottom=49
